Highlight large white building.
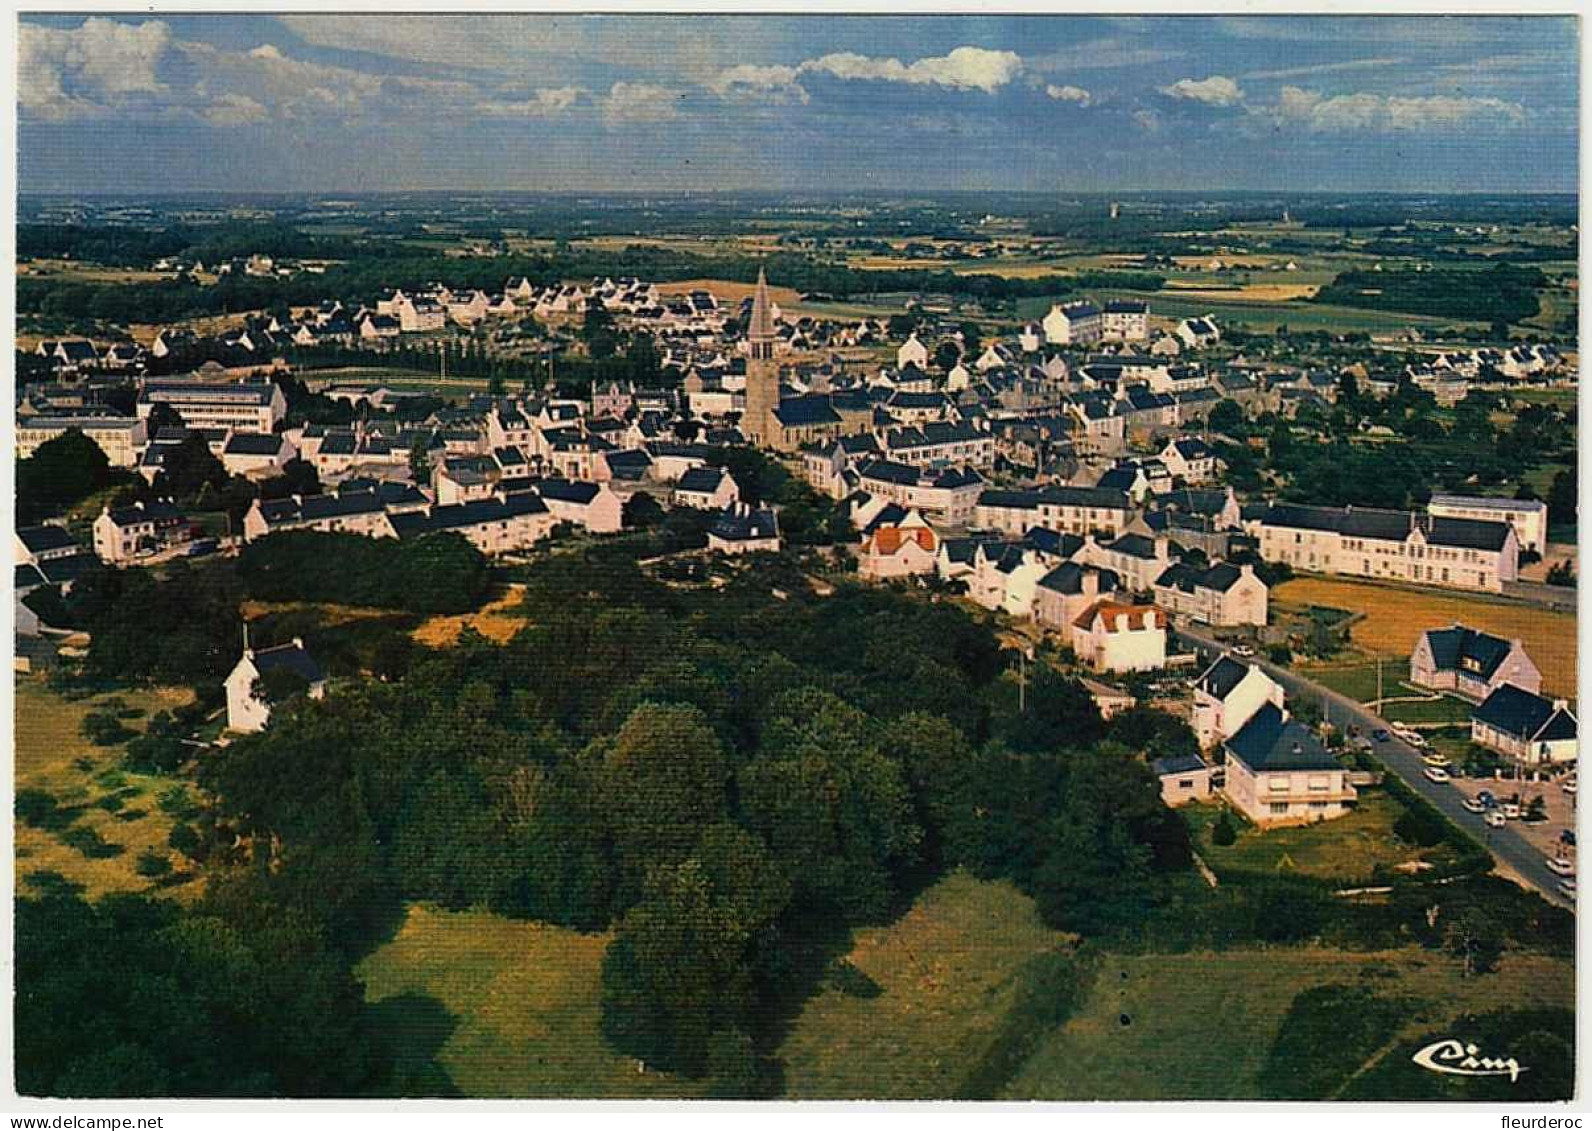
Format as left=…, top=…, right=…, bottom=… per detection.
left=17, top=416, right=147, bottom=467
left=1256, top=503, right=1518, bottom=593
left=1427, top=494, right=1550, bottom=555
left=138, top=380, right=287, bottom=433
left=1042, top=300, right=1103, bottom=345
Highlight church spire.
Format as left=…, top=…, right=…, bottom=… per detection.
left=749, top=266, right=775, bottom=342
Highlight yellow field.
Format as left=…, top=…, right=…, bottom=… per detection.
left=1275, top=576, right=1576, bottom=697
left=1162, top=283, right=1321, bottom=301
left=1004, top=946, right=1574, bottom=1100
left=15, top=677, right=203, bottom=902
left=412, top=585, right=528, bottom=647
left=358, top=904, right=702, bottom=1098
left=655, top=278, right=805, bottom=307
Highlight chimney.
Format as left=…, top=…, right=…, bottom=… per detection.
left=1081, top=569, right=1099, bottom=600
left=1553, top=699, right=1569, bottom=713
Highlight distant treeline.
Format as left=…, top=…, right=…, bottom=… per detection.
left=1312, top=263, right=1545, bottom=324
left=18, top=222, right=370, bottom=268
left=17, top=241, right=1165, bottom=324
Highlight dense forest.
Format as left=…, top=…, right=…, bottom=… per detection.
left=1312, top=263, right=1546, bottom=325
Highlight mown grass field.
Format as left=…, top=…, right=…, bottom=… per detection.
left=1001, top=946, right=1573, bottom=1100
left=1015, top=289, right=1479, bottom=335
left=15, top=677, right=203, bottom=901
left=1275, top=576, right=1576, bottom=698
left=778, top=871, right=1070, bottom=1099
left=357, top=904, right=703, bottom=1098
left=411, top=584, right=528, bottom=647
left=1182, top=795, right=1451, bottom=882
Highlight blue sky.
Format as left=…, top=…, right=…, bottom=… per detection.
left=17, top=14, right=1580, bottom=194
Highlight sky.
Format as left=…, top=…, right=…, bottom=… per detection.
left=15, top=13, right=1581, bottom=195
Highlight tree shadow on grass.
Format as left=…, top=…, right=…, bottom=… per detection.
left=366, top=992, right=462, bottom=1098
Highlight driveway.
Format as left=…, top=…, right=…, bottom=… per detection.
left=1173, top=622, right=1575, bottom=909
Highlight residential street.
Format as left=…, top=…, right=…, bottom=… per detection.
left=1173, top=623, right=1575, bottom=910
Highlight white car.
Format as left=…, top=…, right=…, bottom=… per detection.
left=1424, top=765, right=1451, bottom=784
left=1485, top=810, right=1507, bottom=829
left=1563, top=779, right=1578, bottom=796
left=1232, top=645, right=1255, bottom=658
left=1545, top=856, right=1575, bottom=877
left=1559, top=878, right=1577, bottom=899
left=1502, top=801, right=1522, bottom=819
left=1462, top=797, right=1486, bottom=814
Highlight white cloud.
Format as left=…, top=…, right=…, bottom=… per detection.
left=1045, top=83, right=1091, bottom=106
left=1271, top=84, right=1527, bottom=132
left=801, top=46, right=1023, bottom=94
left=475, top=87, right=582, bottom=118
left=20, top=18, right=174, bottom=121
left=248, top=44, right=284, bottom=60
left=1159, top=75, right=1245, bottom=106
left=1243, top=57, right=1403, bottom=81
left=602, top=82, right=683, bottom=124
left=708, top=63, right=809, bottom=104
left=203, top=93, right=269, bottom=127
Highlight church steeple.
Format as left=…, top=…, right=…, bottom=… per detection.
left=748, top=266, right=776, bottom=359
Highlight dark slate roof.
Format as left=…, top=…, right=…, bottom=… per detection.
left=224, top=432, right=286, bottom=456
left=1037, top=485, right=1133, bottom=511
left=1156, top=560, right=1245, bottom=594
left=1158, top=489, right=1228, bottom=517
left=1473, top=684, right=1576, bottom=743
left=978, top=488, right=1041, bottom=511
left=38, top=553, right=98, bottom=586
left=535, top=479, right=601, bottom=505
left=1170, top=438, right=1213, bottom=459
left=772, top=395, right=842, bottom=427
left=1097, top=468, right=1141, bottom=492
left=859, top=502, right=911, bottom=535
left=1196, top=655, right=1251, bottom=700
left=1260, top=503, right=1510, bottom=552
left=252, top=642, right=322, bottom=684
left=677, top=467, right=727, bottom=494
left=709, top=506, right=779, bottom=542
left=17, top=525, right=77, bottom=554
left=1037, top=561, right=1119, bottom=596
left=1023, top=527, right=1083, bottom=559
left=1225, top=703, right=1340, bottom=772
left=941, top=535, right=1008, bottom=566
left=15, top=564, right=48, bottom=591
left=1152, top=752, right=1208, bottom=777
left=1421, top=625, right=1515, bottom=680
left=389, top=493, right=549, bottom=539
left=1102, top=533, right=1160, bottom=560
left=1104, top=299, right=1149, bottom=314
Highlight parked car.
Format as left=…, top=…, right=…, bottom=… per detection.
left=1558, top=878, right=1577, bottom=899
left=1232, top=644, right=1255, bottom=658
left=1484, top=810, right=1507, bottom=829
left=1546, top=856, right=1575, bottom=877
left=1561, top=829, right=1577, bottom=847
left=1462, top=797, right=1486, bottom=814
left=1502, top=801, right=1522, bottom=819
left=1563, top=779, right=1578, bottom=796
left=186, top=538, right=219, bottom=558
left=1372, top=728, right=1391, bottom=743
left=1421, top=751, right=1448, bottom=766
left=1424, top=765, right=1451, bottom=784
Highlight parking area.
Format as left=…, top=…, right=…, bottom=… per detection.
left=1448, top=773, right=1577, bottom=866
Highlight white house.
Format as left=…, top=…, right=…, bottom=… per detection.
left=1222, top=703, right=1356, bottom=827
left=1471, top=684, right=1578, bottom=765
left=672, top=467, right=740, bottom=510
left=1102, top=299, right=1150, bottom=341
left=1190, top=654, right=1286, bottom=751
left=224, top=638, right=326, bottom=734
left=1409, top=624, right=1542, bottom=702
left=1042, top=300, right=1103, bottom=345
left=1070, top=600, right=1167, bottom=673
left=896, top=334, right=930, bottom=370
left=1426, top=494, right=1550, bottom=555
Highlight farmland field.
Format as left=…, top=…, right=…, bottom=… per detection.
left=1015, top=289, right=1481, bottom=335
left=1001, top=946, right=1573, bottom=1100
left=1275, top=576, right=1576, bottom=698
left=15, top=677, right=203, bottom=901
left=412, top=584, right=528, bottom=647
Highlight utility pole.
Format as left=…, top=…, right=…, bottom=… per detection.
left=1018, top=647, right=1028, bottom=714
left=1376, top=656, right=1383, bottom=711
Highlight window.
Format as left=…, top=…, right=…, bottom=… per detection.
left=1269, top=802, right=1290, bottom=815
left=1308, top=801, right=1328, bottom=810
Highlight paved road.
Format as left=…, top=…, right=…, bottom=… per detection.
left=1173, top=623, right=1573, bottom=910
left=1503, top=579, right=1578, bottom=612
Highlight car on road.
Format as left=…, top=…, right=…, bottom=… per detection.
left=1372, top=728, right=1391, bottom=743
left=1232, top=644, right=1255, bottom=658
left=1502, top=801, right=1522, bottom=820
left=1424, top=765, right=1451, bottom=784
left=1484, top=810, right=1507, bottom=829
left=1563, top=779, right=1578, bottom=796
left=1420, top=751, right=1448, bottom=766
left=1559, top=878, right=1577, bottom=899
left=1561, top=830, right=1577, bottom=848
left=1462, top=797, right=1487, bottom=814
left=1545, top=856, right=1575, bottom=877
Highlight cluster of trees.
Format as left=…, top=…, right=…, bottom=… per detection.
left=16, top=430, right=132, bottom=525
left=185, top=558, right=1194, bottom=1091
left=235, top=531, right=491, bottom=614
left=1313, top=263, right=1545, bottom=325
left=702, top=447, right=852, bottom=547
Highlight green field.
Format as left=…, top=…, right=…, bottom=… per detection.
left=15, top=677, right=203, bottom=901
left=1001, top=945, right=1573, bottom=1100
left=1182, top=794, right=1452, bottom=883
left=778, top=871, right=1071, bottom=1099
left=302, top=366, right=494, bottom=395
left=357, top=904, right=703, bottom=1098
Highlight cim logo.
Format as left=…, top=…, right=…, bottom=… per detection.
left=1412, top=1038, right=1526, bottom=1082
